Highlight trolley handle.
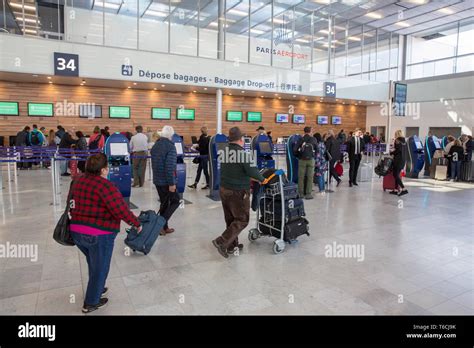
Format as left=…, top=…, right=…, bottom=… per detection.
left=261, top=170, right=285, bottom=185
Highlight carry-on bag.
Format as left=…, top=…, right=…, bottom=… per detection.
left=125, top=210, right=166, bottom=255
left=53, top=181, right=75, bottom=246
left=375, top=156, right=393, bottom=177
left=460, top=160, right=473, bottom=182
left=258, top=216, right=309, bottom=242
left=383, top=172, right=398, bottom=191
left=357, top=162, right=372, bottom=182
left=260, top=197, right=305, bottom=223
left=335, top=162, right=343, bottom=177
left=435, top=165, right=448, bottom=181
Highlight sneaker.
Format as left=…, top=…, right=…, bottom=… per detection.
left=202, top=184, right=210, bottom=189
left=227, top=244, right=244, bottom=254
left=398, top=190, right=409, bottom=197
left=212, top=239, right=229, bottom=259
left=82, top=298, right=108, bottom=314
left=353, top=183, right=358, bottom=186
left=101, top=287, right=108, bottom=298
left=187, top=183, right=197, bottom=189
left=305, top=194, right=314, bottom=200
left=389, top=190, right=399, bottom=195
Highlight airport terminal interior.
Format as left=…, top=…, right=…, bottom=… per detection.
left=0, top=0, right=473, bottom=317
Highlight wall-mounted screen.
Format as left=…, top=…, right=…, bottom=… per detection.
left=394, top=83, right=407, bottom=116
left=293, top=114, right=305, bottom=124
left=109, top=106, right=130, bottom=119
left=226, top=111, right=243, bottom=122
left=247, top=111, right=262, bottom=122
left=151, top=108, right=171, bottom=120
left=276, top=113, right=289, bottom=123
left=317, top=115, right=329, bottom=125
left=79, top=104, right=102, bottom=118
left=331, top=116, right=342, bottom=125
left=0, top=101, right=19, bottom=116
left=176, top=108, right=195, bottom=120
left=28, top=103, right=54, bottom=117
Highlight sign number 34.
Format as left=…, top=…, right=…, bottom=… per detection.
left=54, top=52, right=79, bottom=77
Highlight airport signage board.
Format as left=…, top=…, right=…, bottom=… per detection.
left=28, top=103, right=54, bottom=117
left=226, top=111, right=243, bottom=122
left=0, top=101, right=19, bottom=116
left=247, top=111, right=262, bottom=122
left=109, top=106, right=130, bottom=119
left=324, top=82, right=336, bottom=98
left=176, top=108, right=195, bottom=120
left=151, top=108, right=171, bottom=120
left=54, top=52, right=79, bottom=77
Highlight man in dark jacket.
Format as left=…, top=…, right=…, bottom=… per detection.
left=212, top=127, right=267, bottom=258
left=58, top=130, right=77, bottom=176
left=151, top=125, right=180, bottom=235
left=188, top=126, right=210, bottom=189
left=16, top=126, right=31, bottom=169
left=295, top=126, right=318, bottom=199
left=347, top=129, right=365, bottom=187
left=325, top=130, right=342, bottom=186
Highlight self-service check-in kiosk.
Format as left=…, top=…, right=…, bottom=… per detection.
left=243, top=136, right=252, bottom=152
left=171, top=133, right=186, bottom=195
left=208, top=133, right=228, bottom=201
left=286, top=134, right=301, bottom=184
left=406, top=135, right=425, bottom=178
left=105, top=132, right=132, bottom=203
left=251, top=134, right=275, bottom=170
left=424, top=135, right=442, bottom=176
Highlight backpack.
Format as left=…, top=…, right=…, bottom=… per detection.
left=89, top=135, right=101, bottom=150
left=298, top=141, right=315, bottom=160
left=30, top=132, right=41, bottom=146
left=374, top=157, right=393, bottom=177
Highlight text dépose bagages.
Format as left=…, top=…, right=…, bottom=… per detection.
left=124, top=210, right=166, bottom=255
left=383, top=172, right=398, bottom=191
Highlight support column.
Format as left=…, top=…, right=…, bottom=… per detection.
left=216, top=0, right=225, bottom=134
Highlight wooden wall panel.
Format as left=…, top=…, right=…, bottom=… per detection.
left=0, top=81, right=367, bottom=145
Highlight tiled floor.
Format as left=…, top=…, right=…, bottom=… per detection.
left=0, top=162, right=473, bottom=315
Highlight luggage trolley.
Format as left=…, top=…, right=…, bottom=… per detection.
left=248, top=169, right=309, bottom=254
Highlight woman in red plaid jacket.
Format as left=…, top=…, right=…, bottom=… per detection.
left=69, top=153, right=141, bottom=313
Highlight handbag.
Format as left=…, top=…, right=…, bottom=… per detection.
left=192, top=156, right=200, bottom=164
left=53, top=181, right=75, bottom=246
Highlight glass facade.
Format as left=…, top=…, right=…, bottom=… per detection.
left=1, top=0, right=472, bottom=81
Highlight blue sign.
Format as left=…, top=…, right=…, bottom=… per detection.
left=324, top=82, right=336, bottom=98
left=54, top=52, right=79, bottom=77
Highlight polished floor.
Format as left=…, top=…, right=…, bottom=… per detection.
left=0, top=160, right=473, bottom=315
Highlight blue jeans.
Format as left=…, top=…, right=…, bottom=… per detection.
left=451, top=161, right=461, bottom=180
left=316, top=174, right=325, bottom=192
left=72, top=232, right=117, bottom=306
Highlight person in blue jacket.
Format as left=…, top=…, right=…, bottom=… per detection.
left=150, top=126, right=180, bottom=235
left=28, top=124, right=44, bottom=146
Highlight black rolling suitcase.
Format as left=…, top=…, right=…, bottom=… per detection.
left=259, top=197, right=305, bottom=223
left=460, top=160, right=474, bottom=182
left=258, top=216, right=309, bottom=242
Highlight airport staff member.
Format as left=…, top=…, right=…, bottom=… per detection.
left=188, top=126, right=210, bottom=190
left=212, top=127, right=267, bottom=258
left=347, top=129, right=365, bottom=187
left=130, top=125, right=149, bottom=188
left=151, top=125, right=180, bottom=235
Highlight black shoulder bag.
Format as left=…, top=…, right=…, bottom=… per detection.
left=53, top=181, right=76, bottom=246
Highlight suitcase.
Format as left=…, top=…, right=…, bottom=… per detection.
left=261, top=197, right=305, bottom=223
left=335, top=162, right=343, bottom=176
left=460, top=161, right=473, bottom=182
left=383, top=172, right=398, bottom=191
left=357, top=162, right=372, bottom=182
left=124, top=210, right=166, bottom=255
left=435, top=165, right=448, bottom=181
left=258, top=217, right=309, bottom=242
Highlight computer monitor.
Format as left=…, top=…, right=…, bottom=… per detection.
left=415, top=141, right=423, bottom=150
left=191, top=136, right=198, bottom=144
left=434, top=139, right=441, bottom=149
left=110, top=143, right=128, bottom=156
left=276, top=113, right=289, bottom=123
left=244, top=137, right=252, bottom=144
left=293, top=114, right=305, bottom=124
left=258, top=142, right=273, bottom=154
left=175, top=142, right=184, bottom=155
left=79, top=105, right=102, bottom=118
left=317, top=115, right=329, bottom=125
left=331, top=116, right=342, bottom=125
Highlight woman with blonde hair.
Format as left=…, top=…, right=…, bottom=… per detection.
left=390, top=130, right=408, bottom=196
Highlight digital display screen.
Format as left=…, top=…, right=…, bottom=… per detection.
left=244, top=137, right=252, bottom=144
left=175, top=142, right=183, bottom=155
left=276, top=113, right=289, bottom=123
left=0, top=101, right=19, bottom=116
left=394, top=83, right=407, bottom=116
left=152, top=108, right=171, bottom=120
left=109, top=106, right=130, bottom=119
left=434, top=140, right=441, bottom=149
left=28, top=103, right=54, bottom=117
left=110, top=143, right=128, bottom=156
left=293, top=114, right=305, bottom=124
left=259, top=142, right=273, bottom=154
left=79, top=105, right=102, bottom=118
left=247, top=111, right=262, bottom=122
left=331, top=116, right=342, bottom=125
left=415, top=141, right=423, bottom=150
left=227, top=111, right=243, bottom=122
left=317, top=115, right=329, bottom=125
left=176, top=108, right=195, bottom=120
